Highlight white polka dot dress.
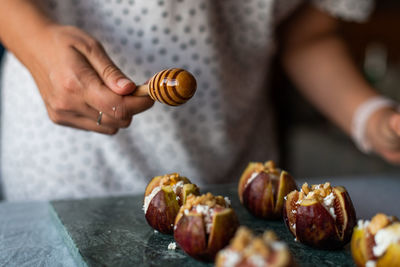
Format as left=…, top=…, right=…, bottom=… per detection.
left=0, top=0, right=373, bottom=201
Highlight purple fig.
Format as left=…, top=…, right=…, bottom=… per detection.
left=174, top=193, right=239, bottom=262
left=283, top=182, right=356, bottom=249
left=143, top=173, right=200, bottom=234
left=238, top=161, right=297, bottom=219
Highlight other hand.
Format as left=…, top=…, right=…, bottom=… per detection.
left=367, top=108, right=400, bottom=164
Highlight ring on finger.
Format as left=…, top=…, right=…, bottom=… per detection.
left=96, top=111, right=103, bottom=126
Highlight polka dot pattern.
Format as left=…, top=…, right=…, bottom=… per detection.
left=0, top=0, right=373, bottom=201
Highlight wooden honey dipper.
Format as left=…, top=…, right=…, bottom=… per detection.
left=132, top=68, right=197, bottom=106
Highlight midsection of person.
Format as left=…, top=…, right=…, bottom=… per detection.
left=0, top=0, right=278, bottom=200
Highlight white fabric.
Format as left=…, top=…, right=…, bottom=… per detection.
left=313, top=0, right=374, bottom=22
left=0, top=0, right=373, bottom=201
left=351, top=96, right=399, bottom=153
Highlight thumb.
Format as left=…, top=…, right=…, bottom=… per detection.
left=74, top=37, right=136, bottom=95
left=389, top=113, right=400, bottom=136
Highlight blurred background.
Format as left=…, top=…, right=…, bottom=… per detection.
left=0, top=1, right=399, bottom=189
left=275, top=0, right=400, bottom=178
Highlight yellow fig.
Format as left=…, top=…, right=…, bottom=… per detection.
left=351, top=213, right=400, bottom=267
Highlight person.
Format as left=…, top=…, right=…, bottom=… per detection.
left=0, top=0, right=398, bottom=201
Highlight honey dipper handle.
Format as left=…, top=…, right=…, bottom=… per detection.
left=132, top=84, right=149, bottom=97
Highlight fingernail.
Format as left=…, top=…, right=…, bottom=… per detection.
left=117, top=78, right=132, bottom=89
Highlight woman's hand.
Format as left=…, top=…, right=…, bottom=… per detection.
left=21, top=24, right=154, bottom=134
left=366, top=108, right=400, bottom=164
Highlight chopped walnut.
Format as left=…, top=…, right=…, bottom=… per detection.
left=224, top=227, right=287, bottom=261
left=368, top=213, right=398, bottom=235
left=159, top=173, right=190, bottom=186
left=297, top=182, right=333, bottom=202
left=231, top=227, right=254, bottom=251
left=250, top=161, right=281, bottom=178
left=179, top=193, right=230, bottom=217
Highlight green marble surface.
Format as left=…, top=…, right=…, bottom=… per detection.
left=51, top=184, right=355, bottom=267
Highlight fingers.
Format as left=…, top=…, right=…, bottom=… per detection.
left=47, top=110, right=119, bottom=135
left=46, top=102, right=133, bottom=133
left=42, top=26, right=155, bottom=133
left=71, top=30, right=136, bottom=95
left=82, top=75, right=154, bottom=120
left=378, top=149, right=400, bottom=165
left=389, top=113, right=400, bottom=136
left=67, top=30, right=155, bottom=119
left=83, top=105, right=133, bottom=129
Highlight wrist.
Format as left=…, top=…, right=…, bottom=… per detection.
left=351, top=96, right=400, bottom=153
left=0, top=0, right=58, bottom=63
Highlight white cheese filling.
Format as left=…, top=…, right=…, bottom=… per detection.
left=246, top=172, right=261, bottom=187
left=248, top=255, right=265, bottom=267
left=143, top=186, right=162, bottom=214
left=365, top=260, right=376, bottom=267
left=373, top=227, right=400, bottom=257
left=296, top=189, right=336, bottom=220
left=246, top=171, right=279, bottom=189
left=195, top=204, right=215, bottom=234
left=322, top=192, right=336, bottom=220
left=172, top=181, right=184, bottom=194
left=143, top=181, right=186, bottom=214
left=220, top=249, right=242, bottom=267
left=357, top=219, right=370, bottom=229
left=220, top=241, right=286, bottom=267
left=224, top=197, right=231, bottom=206
left=270, top=241, right=287, bottom=251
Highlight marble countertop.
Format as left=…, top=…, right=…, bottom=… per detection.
left=0, top=174, right=399, bottom=267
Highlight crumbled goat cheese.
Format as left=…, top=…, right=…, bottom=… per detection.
left=246, top=172, right=260, bottom=187
left=172, top=181, right=184, bottom=193
left=176, top=196, right=180, bottom=201
left=195, top=205, right=215, bottom=234
left=224, top=197, right=231, bottom=206
left=365, top=260, right=376, bottom=267
left=271, top=241, right=287, bottom=251
left=168, top=242, right=177, bottom=250
left=323, top=192, right=335, bottom=206
left=322, top=192, right=336, bottom=220
left=220, top=249, right=242, bottom=267
left=291, top=210, right=297, bottom=214
left=184, top=209, right=189, bottom=215
left=357, top=219, right=370, bottom=229
left=154, top=230, right=158, bottom=233
left=373, top=227, right=400, bottom=257
left=143, top=186, right=162, bottom=214
left=248, top=255, right=265, bottom=267
left=329, top=207, right=336, bottom=220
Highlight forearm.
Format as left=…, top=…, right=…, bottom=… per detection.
left=0, top=0, right=55, bottom=64
left=281, top=6, right=377, bottom=135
